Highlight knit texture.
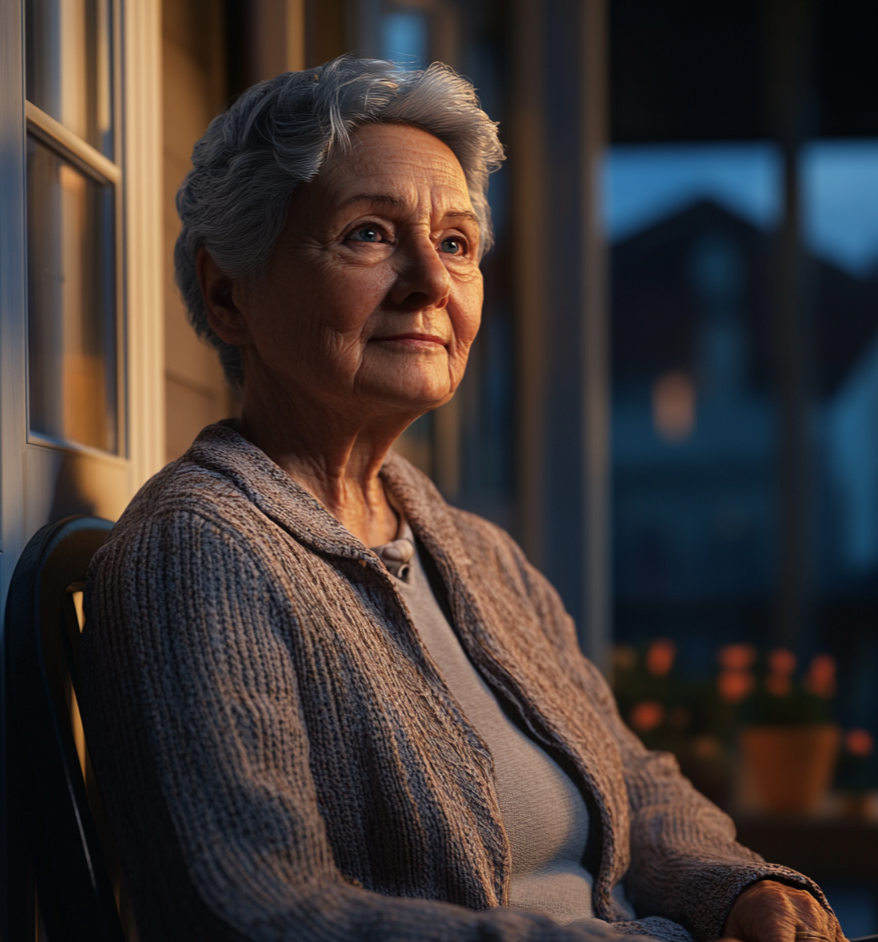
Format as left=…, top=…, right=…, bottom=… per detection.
left=80, top=423, right=831, bottom=942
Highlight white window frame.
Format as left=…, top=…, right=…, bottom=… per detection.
left=119, top=0, right=164, bottom=491
left=0, top=0, right=164, bottom=574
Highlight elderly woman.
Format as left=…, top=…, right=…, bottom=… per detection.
left=81, top=57, right=843, bottom=942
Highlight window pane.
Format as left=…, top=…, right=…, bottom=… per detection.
left=25, top=0, right=114, bottom=157
left=27, top=135, right=118, bottom=454
left=607, top=142, right=782, bottom=667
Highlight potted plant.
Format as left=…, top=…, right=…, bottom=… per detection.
left=736, top=649, right=840, bottom=815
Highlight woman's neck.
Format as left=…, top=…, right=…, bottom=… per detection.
left=236, top=380, right=412, bottom=547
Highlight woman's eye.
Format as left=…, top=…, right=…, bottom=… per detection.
left=440, top=237, right=465, bottom=256
left=349, top=227, right=384, bottom=243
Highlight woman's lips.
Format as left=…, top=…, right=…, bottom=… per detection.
left=373, top=333, right=447, bottom=348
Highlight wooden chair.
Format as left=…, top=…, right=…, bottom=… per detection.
left=4, top=515, right=132, bottom=941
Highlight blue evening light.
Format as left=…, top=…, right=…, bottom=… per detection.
left=381, top=11, right=429, bottom=70
left=804, top=140, right=878, bottom=276
left=603, top=143, right=782, bottom=243
left=604, top=139, right=878, bottom=276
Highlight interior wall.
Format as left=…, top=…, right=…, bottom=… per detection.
left=161, top=0, right=234, bottom=464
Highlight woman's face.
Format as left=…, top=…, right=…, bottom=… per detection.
left=232, top=123, right=483, bottom=423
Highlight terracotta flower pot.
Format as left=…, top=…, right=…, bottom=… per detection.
left=739, top=724, right=841, bottom=814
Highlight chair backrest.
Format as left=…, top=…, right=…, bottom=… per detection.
left=4, top=515, right=126, bottom=942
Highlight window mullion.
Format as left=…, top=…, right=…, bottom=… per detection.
left=25, top=100, right=120, bottom=186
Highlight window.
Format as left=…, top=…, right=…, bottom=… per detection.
left=25, top=0, right=123, bottom=455
left=606, top=143, right=783, bottom=621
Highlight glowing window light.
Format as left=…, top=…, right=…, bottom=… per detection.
left=652, top=370, right=696, bottom=443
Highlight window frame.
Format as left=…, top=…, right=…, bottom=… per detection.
left=0, top=0, right=164, bottom=561
left=23, top=0, right=127, bottom=460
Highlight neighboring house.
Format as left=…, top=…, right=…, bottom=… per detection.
left=611, top=199, right=878, bottom=605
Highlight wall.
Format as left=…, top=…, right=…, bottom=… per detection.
left=161, top=0, right=234, bottom=464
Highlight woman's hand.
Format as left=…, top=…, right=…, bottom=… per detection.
left=722, top=879, right=846, bottom=942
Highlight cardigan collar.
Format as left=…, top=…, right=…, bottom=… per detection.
left=186, top=422, right=473, bottom=569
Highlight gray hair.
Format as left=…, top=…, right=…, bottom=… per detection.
left=174, top=55, right=505, bottom=388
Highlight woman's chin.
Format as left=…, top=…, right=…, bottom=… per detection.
left=358, top=372, right=456, bottom=415
left=379, top=386, right=453, bottom=416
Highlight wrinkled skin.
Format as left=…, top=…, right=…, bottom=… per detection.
left=722, top=879, right=846, bottom=942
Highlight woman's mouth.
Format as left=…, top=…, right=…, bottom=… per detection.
left=373, top=333, right=447, bottom=349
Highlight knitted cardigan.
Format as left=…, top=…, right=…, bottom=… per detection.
left=80, top=424, right=828, bottom=942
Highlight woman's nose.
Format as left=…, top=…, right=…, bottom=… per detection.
left=389, top=240, right=452, bottom=309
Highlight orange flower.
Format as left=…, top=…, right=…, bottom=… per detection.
left=765, top=672, right=792, bottom=697
left=717, top=668, right=754, bottom=704
left=767, top=648, right=797, bottom=676
left=646, top=638, right=676, bottom=677
left=629, top=700, right=664, bottom=733
left=845, top=728, right=874, bottom=758
left=804, top=654, right=837, bottom=699
left=718, top=643, right=757, bottom=671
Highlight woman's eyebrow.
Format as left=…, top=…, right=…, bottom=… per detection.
left=445, top=210, right=479, bottom=224
left=339, top=193, right=407, bottom=211
left=338, top=194, right=478, bottom=225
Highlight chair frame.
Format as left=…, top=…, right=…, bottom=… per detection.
left=4, top=515, right=124, bottom=942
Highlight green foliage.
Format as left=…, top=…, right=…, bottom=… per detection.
left=739, top=679, right=833, bottom=726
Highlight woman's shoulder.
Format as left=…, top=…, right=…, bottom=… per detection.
left=95, top=423, right=294, bottom=571
left=119, top=431, right=254, bottom=527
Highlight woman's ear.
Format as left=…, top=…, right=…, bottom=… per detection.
left=196, top=248, right=254, bottom=345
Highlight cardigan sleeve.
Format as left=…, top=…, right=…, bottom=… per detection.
left=504, top=533, right=835, bottom=942
left=81, top=506, right=652, bottom=942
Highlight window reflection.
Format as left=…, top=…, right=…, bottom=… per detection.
left=652, top=371, right=695, bottom=443
left=27, top=136, right=118, bottom=454
left=25, top=0, right=114, bottom=157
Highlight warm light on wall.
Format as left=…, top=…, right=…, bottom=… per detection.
left=652, top=370, right=696, bottom=443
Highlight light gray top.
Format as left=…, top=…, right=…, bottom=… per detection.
left=375, top=520, right=613, bottom=925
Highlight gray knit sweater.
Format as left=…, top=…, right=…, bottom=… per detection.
left=80, top=424, right=828, bottom=942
